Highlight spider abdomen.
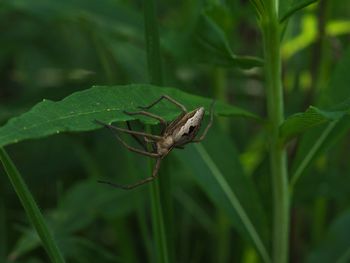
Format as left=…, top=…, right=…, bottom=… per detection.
left=172, top=107, right=204, bottom=146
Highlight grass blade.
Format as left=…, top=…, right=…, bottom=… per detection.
left=290, top=121, right=337, bottom=190
left=194, top=144, right=271, bottom=263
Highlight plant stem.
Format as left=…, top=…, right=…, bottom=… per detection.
left=0, top=148, right=65, bottom=263
left=150, top=180, right=169, bottom=263
left=144, top=0, right=163, bottom=85
left=261, top=1, right=289, bottom=263
left=0, top=199, right=6, bottom=262
left=213, top=68, right=230, bottom=131
left=143, top=1, right=170, bottom=261
left=213, top=68, right=231, bottom=262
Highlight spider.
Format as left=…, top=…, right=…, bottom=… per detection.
left=95, top=95, right=214, bottom=190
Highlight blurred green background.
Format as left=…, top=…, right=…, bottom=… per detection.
left=0, top=0, right=350, bottom=262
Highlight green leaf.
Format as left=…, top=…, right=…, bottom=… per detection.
left=53, top=180, right=141, bottom=233
left=290, top=46, right=350, bottom=187
left=0, top=84, right=258, bottom=148
left=8, top=227, right=41, bottom=261
left=284, top=98, right=350, bottom=187
left=191, top=13, right=263, bottom=69
left=10, top=179, right=142, bottom=259
left=0, top=148, right=65, bottom=263
left=281, top=49, right=350, bottom=142
left=57, top=237, right=117, bottom=263
left=307, top=209, right=350, bottom=263
left=289, top=121, right=338, bottom=189
left=279, top=0, right=319, bottom=23
left=175, top=126, right=270, bottom=263
left=279, top=105, right=346, bottom=142
left=12, top=233, right=118, bottom=263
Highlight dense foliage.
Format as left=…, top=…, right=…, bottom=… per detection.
left=0, top=0, right=349, bottom=262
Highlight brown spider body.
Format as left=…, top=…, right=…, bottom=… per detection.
left=157, top=107, right=205, bottom=156
left=96, top=95, right=214, bottom=189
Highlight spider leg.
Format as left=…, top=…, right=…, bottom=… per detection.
left=95, top=120, right=162, bottom=141
left=192, top=100, right=215, bottom=143
left=98, top=158, right=162, bottom=190
left=114, top=133, right=161, bottom=158
left=113, top=131, right=161, bottom=158
left=139, top=95, right=187, bottom=113
left=126, top=121, right=147, bottom=151
left=124, top=110, right=167, bottom=131
left=95, top=120, right=161, bottom=158
left=152, top=142, right=157, bottom=152
left=175, top=146, right=185, bottom=149
left=144, top=136, right=157, bottom=143
left=142, top=137, right=158, bottom=152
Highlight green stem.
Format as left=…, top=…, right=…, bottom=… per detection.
left=146, top=126, right=169, bottom=263
left=150, top=180, right=169, bottom=263
left=261, top=2, right=289, bottom=263
left=213, top=68, right=231, bottom=262
left=0, top=148, right=65, bottom=263
left=0, top=199, right=6, bottom=262
left=144, top=0, right=163, bottom=85
left=213, top=68, right=230, bottom=131
left=143, top=0, right=170, bottom=262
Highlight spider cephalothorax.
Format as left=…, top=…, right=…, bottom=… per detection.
left=96, top=95, right=214, bottom=189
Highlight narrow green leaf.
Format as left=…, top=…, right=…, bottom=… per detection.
left=9, top=227, right=42, bottom=261
left=194, top=144, right=270, bottom=263
left=290, top=47, right=350, bottom=187
left=0, top=84, right=258, bottom=147
left=307, top=209, right=350, bottom=263
left=175, top=127, right=270, bottom=263
left=192, top=13, right=263, bottom=69
left=279, top=0, right=319, bottom=23
left=0, top=148, right=65, bottom=263
left=280, top=106, right=346, bottom=142
left=289, top=121, right=337, bottom=189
